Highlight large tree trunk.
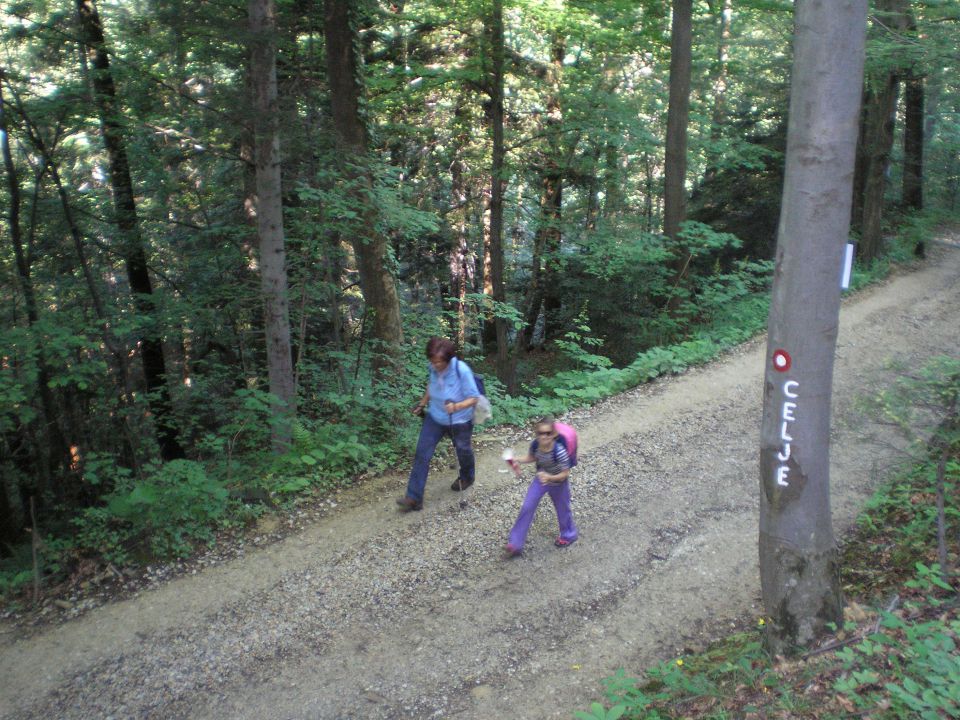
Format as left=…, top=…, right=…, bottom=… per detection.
left=75, top=0, right=185, bottom=460
left=850, top=93, right=868, bottom=231
left=449, top=99, right=474, bottom=352
left=487, top=0, right=514, bottom=390
left=710, top=0, right=732, bottom=128
left=902, top=70, right=924, bottom=211
left=663, top=0, right=692, bottom=315
left=520, top=176, right=557, bottom=345
left=759, top=0, right=867, bottom=656
left=662, top=0, right=692, bottom=242
left=858, top=73, right=899, bottom=262
left=702, top=0, right=732, bottom=186
left=521, top=36, right=564, bottom=348
left=249, top=0, right=296, bottom=450
left=855, top=0, right=911, bottom=262
left=602, top=140, right=623, bottom=221
left=584, top=143, right=602, bottom=233
left=479, top=187, right=497, bottom=350
left=324, top=0, right=404, bottom=374
left=539, top=37, right=565, bottom=343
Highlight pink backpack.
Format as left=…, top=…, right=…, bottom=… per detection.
left=529, top=421, right=579, bottom=467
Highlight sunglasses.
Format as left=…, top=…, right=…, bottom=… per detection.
left=536, top=430, right=554, bottom=437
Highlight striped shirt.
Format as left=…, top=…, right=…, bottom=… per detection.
left=535, top=441, right=570, bottom=476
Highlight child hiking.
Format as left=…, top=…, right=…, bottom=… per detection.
left=504, top=416, right=579, bottom=557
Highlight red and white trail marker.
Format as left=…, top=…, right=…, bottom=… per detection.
left=772, top=349, right=792, bottom=372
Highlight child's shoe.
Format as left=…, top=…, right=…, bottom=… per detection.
left=503, top=543, right=522, bottom=558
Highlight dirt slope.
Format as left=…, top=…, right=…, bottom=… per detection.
left=1, top=238, right=958, bottom=720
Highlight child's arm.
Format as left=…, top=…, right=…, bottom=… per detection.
left=536, top=467, right=570, bottom=484
left=516, top=452, right=535, bottom=464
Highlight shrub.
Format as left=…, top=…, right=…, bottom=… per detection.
left=75, top=460, right=229, bottom=562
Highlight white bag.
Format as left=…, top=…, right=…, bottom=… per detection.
left=474, top=394, right=493, bottom=424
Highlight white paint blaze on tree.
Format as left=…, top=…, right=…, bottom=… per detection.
left=759, top=0, right=868, bottom=655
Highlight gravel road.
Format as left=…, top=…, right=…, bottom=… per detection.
left=1, top=238, right=958, bottom=720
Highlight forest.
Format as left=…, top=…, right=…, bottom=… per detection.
left=1, top=0, right=958, bottom=584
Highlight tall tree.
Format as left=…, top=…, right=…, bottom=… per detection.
left=854, top=0, right=911, bottom=262
left=75, top=0, right=185, bottom=460
left=759, top=0, right=868, bottom=655
left=663, top=0, right=693, bottom=314
left=902, top=4, right=923, bottom=212
left=703, top=0, right=732, bottom=185
left=521, top=33, right=565, bottom=347
left=249, top=0, right=296, bottom=449
left=449, top=99, right=475, bottom=352
left=324, top=0, right=404, bottom=373
left=902, top=69, right=923, bottom=210
left=485, top=0, right=513, bottom=388
left=662, top=0, right=692, bottom=242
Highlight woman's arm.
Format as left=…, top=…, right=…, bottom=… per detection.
left=412, top=389, right=430, bottom=415
left=443, top=396, right=478, bottom=413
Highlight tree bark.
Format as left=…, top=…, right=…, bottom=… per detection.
left=480, top=186, right=496, bottom=350
left=602, top=141, right=623, bottom=221
left=902, top=70, right=924, bottom=211
left=324, top=0, right=404, bottom=374
left=855, top=0, right=911, bottom=262
left=487, top=0, right=514, bottom=390
left=663, top=0, right=693, bottom=315
left=521, top=36, right=564, bottom=347
left=702, top=0, right=732, bottom=186
left=663, top=0, right=692, bottom=241
left=75, top=0, right=185, bottom=460
left=539, top=36, right=565, bottom=343
left=858, top=73, right=898, bottom=262
left=759, top=0, right=867, bottom=656
left=249, top=0, right=296, bottom=450
left=711, top=0, right=732, bottom=134
left=449, top=98, right=474, bottom=352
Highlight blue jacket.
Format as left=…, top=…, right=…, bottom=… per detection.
left=427, top=357, right=479, bottom=424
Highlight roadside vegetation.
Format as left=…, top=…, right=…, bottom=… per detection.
left=576, top=353, right=959, bottom=720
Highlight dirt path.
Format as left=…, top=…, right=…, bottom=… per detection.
left=2, top=239, right=958, bottom=720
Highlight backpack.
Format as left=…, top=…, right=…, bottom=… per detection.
left=529, top=421, right=579, bottom=468
left=454, top=359, right=491, bottom=423
left=470, top=370, right=486, bottom=396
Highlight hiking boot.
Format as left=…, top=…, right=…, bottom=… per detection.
left=396, top=496, right=423, bottom=512
left=504, top=543, right=522, bottom=558
left=450, top=477, right=474, bottom=492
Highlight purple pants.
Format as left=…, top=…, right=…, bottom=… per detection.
left=508, top=478, right=578, bottom=550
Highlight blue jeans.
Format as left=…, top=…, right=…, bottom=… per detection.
left=405, top=414, right=475, bottom=502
